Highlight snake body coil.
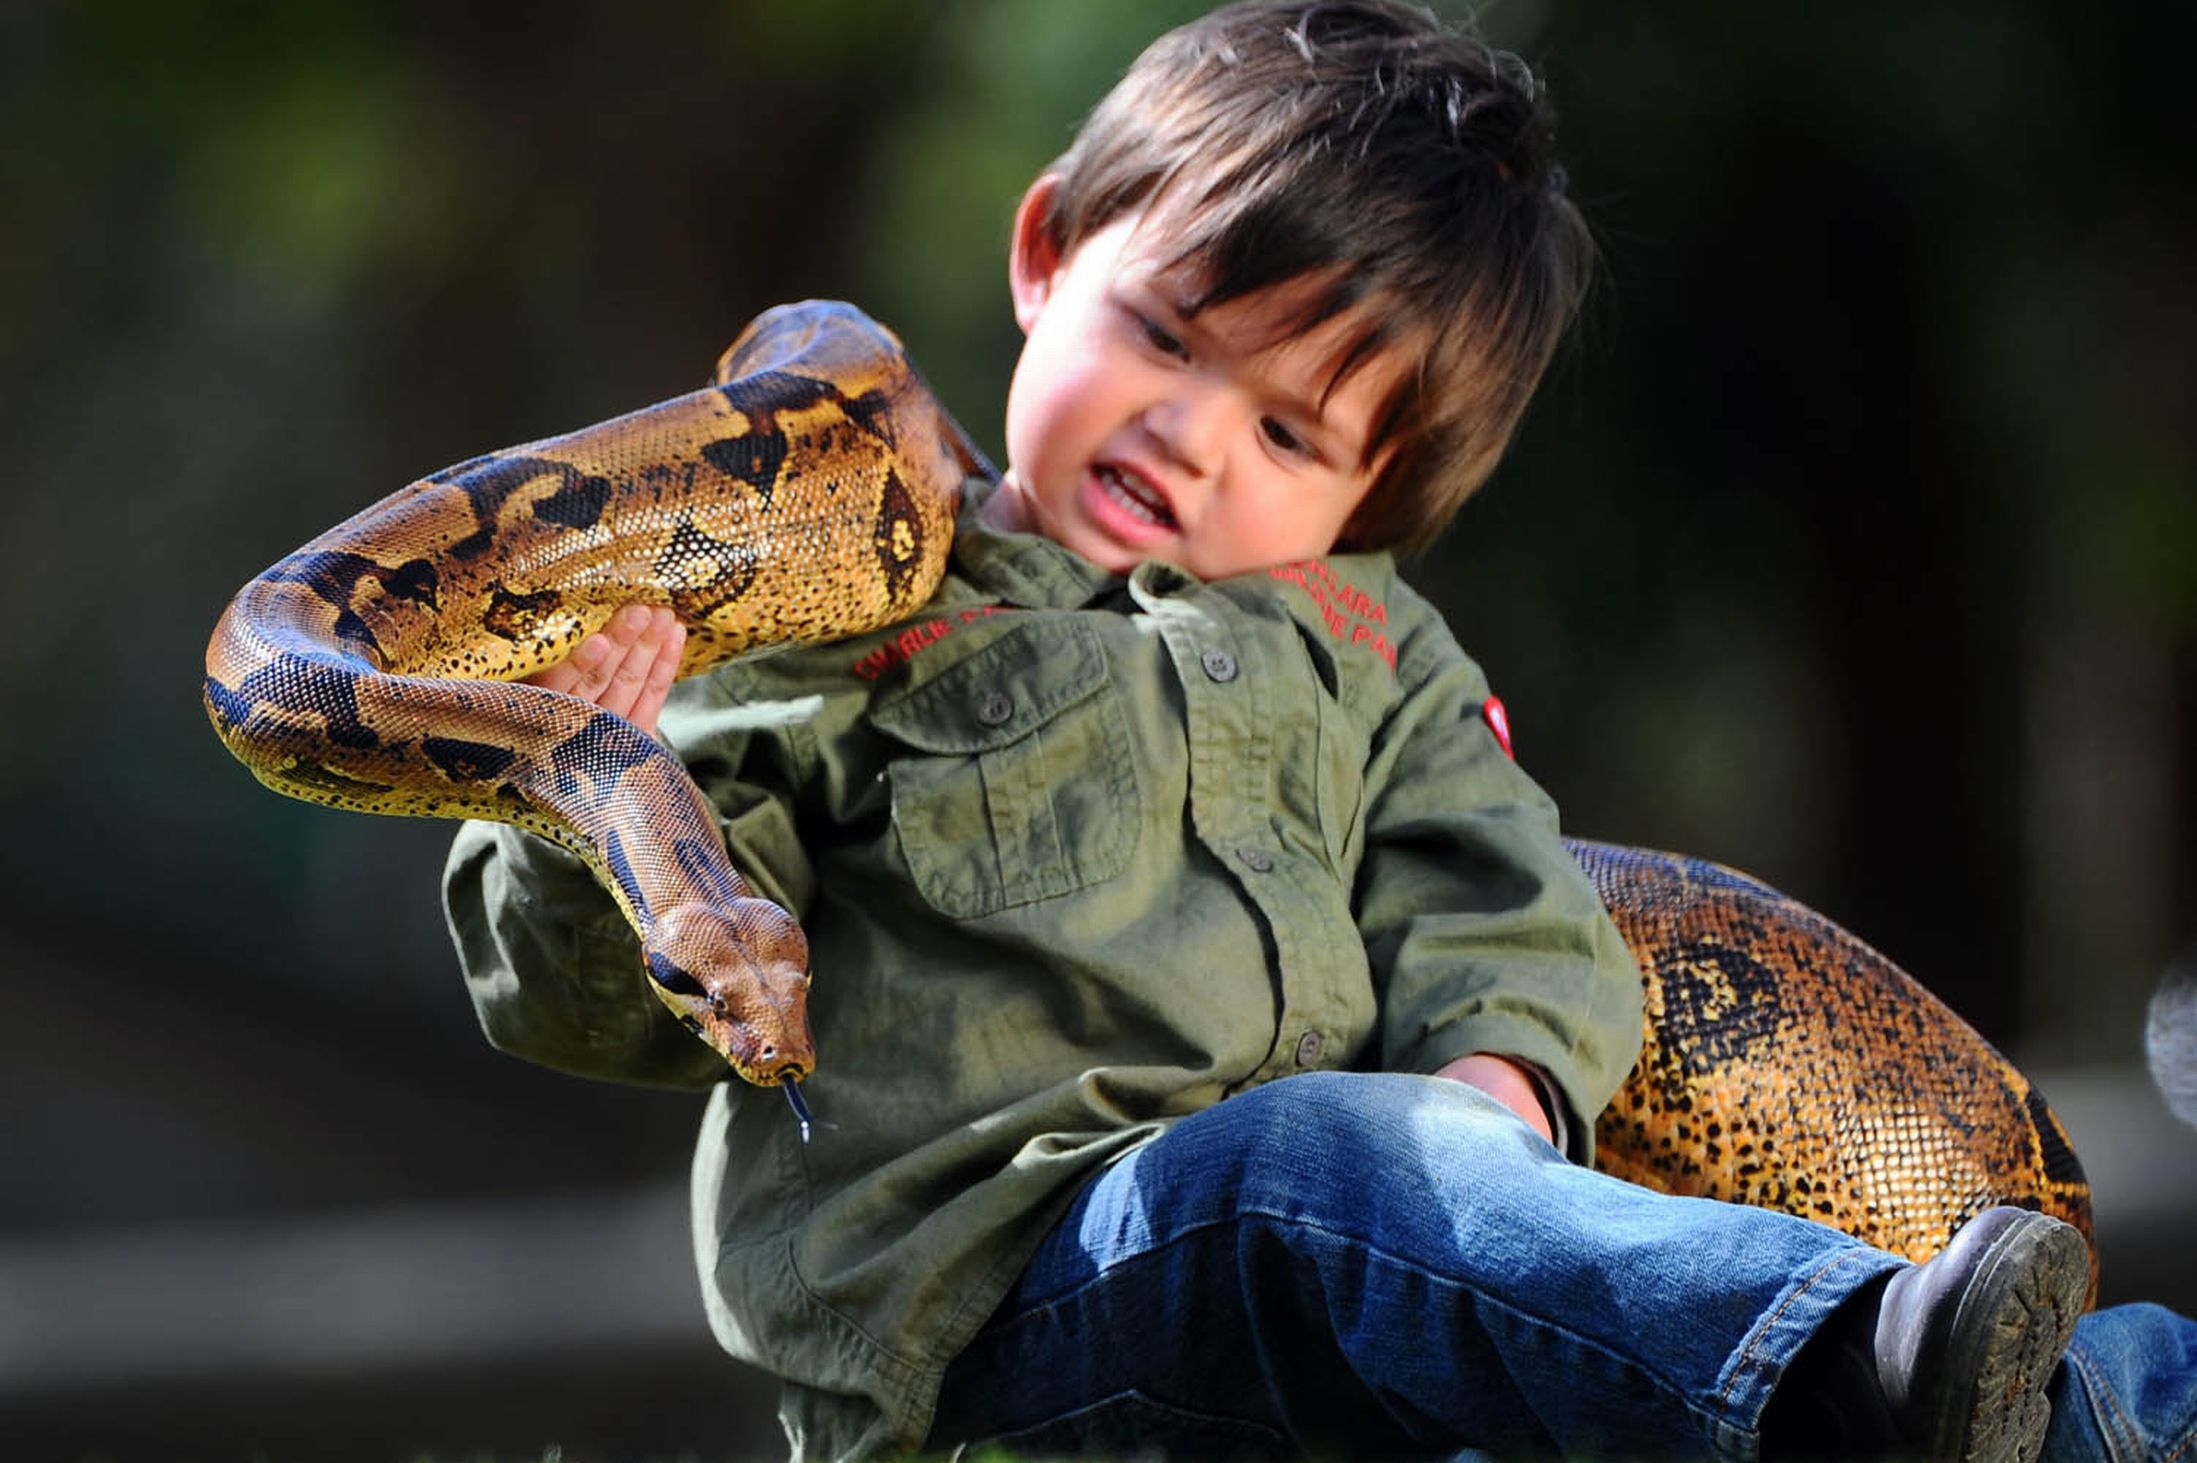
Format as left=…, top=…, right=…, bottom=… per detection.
left=205, top=303, right=978, bottom=1084
left=205, top=302, right=2092, bottom=1271
left=1573, top=840, right=2092, bottom=1285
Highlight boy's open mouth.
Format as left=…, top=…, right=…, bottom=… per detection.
left=1095, top=463, right=1176, bottom=529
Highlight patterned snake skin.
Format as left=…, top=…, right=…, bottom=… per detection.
left=1573, top=840, right=2092, bottom=1288
left=203, top=302, right=2094, bottom=1276
left=205, top=303, right=980, bottom=1086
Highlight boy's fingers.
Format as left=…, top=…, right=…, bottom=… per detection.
left=521, top=603, right=658, bottom=701
left=597, top=607, right=682, bottom=724
left=522, top=631, right=609, bottom=696
left=649, top=618, right=687, bottom=689
left=597, top=642, right=653, bottom=718
left=514, top=601, right=685, bottom=732
left=628, top=618, right=688, bottom=737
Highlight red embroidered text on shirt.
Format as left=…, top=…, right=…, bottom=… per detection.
left=1268, top=561, right=1397, bottom=671
left=850, top=604, right=1002, bottom=680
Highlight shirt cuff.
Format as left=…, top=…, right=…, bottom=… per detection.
left=1518, top=1060, right=1576, bottom=1161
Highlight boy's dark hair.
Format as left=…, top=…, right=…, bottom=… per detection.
left=1039, top=0, right=1591, bottom=555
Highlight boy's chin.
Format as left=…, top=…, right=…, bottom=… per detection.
left=1058, top=519, right=1158, bottom=576
left=988, top=476, right=1150, bottom=573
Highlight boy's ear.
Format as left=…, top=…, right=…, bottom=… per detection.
left=1008, top=175, right=1065, bottom=333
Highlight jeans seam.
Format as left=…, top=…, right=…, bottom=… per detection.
left=991, top=1199, right=1735, bottom=1439
left=1717, top=1246, right=1876, bottom=1424
left=2071, top=1338, right=2146, bottom=1463
left=2158, top=1365, right=2195, bottom=1463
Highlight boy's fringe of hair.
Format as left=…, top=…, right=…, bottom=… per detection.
left=2148, top=947, right=2197, bottom=1127
left=1041, top=0, right=1594, bottom=555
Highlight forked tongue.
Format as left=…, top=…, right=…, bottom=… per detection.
left=783, top=1076, right=816, bottom=1144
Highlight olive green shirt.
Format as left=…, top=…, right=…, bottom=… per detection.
left=442, top=483, right=1643, bottom=1460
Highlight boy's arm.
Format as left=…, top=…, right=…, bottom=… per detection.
left=440, top=607, right=815, bottom=1089
left=1359, top=638, right=1643, bottom=1164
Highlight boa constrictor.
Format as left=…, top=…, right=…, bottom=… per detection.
left=203, top=300, right=2094, bottom=1278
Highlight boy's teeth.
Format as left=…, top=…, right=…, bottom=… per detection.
left=1098, top=465, right=1171, bottom=525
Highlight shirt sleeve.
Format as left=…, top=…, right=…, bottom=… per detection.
left=1356, top=634, right=1643, bottom=1164
left=439, top=671, right=819, bottom=1090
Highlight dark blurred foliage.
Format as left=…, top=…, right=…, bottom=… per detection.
left=0, top=0, right=2189, bottom=1456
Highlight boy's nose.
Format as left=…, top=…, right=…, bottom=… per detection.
left=1141, top=386, right=1228, bottom=478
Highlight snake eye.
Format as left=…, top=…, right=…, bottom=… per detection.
left=646, top=951, right=709, bottom=999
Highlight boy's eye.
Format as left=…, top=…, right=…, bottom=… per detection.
left=1138, top=315, right=1189, bottom=360
left=1261, top=417, right=1313, bottom=457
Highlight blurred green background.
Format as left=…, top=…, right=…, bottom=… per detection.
left=2, top=1, right=2190, bottom=1459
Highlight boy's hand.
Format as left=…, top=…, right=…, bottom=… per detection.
left=524, top=603, right=687, bottom=739
left=1433, top=1052, right=1556, bottom=1144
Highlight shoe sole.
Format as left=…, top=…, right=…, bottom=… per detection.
left=1927, top=1213, right=2090, bottom=1463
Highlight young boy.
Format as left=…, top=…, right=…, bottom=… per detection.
left=444, top=3, right=2190, bottom=1459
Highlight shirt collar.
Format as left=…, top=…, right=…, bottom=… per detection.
left=950, top=475, right=1126, bottom=610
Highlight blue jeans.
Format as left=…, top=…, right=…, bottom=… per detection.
left=929, top=1072, right=2197, bottom=1461
left=2048, top=1304, right=2197, bottom=1463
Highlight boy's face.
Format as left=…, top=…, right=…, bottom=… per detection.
left=990, top=178, right=1402, bottom=581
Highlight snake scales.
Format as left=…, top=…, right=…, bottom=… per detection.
left=203, top=300, right=2094, bottom=1279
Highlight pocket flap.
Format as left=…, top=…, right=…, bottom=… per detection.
left=868, top=618, right=1111, bottom=754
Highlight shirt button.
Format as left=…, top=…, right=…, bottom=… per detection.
left=1199, top=647, right=1238, bottom=682
left=974, top=690, right=1014, bottom=727
left=1295, top=1031, right=1324, bottom=1067
left=1237, top=846, right=1273, bottom=872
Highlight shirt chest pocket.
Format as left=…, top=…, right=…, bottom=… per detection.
left=867, top=619, right=1140, bottom=919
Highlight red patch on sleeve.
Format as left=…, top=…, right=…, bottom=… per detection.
left=1481, top=695, right=1514, bottom=759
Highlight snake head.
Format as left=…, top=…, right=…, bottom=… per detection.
left=644, top=901, right=816, bottom=1085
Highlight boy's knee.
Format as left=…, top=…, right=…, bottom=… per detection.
left=1203, top=1071, right=1534, bottom=1203
left=1243, top=1068, right=1519, bottom=1133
